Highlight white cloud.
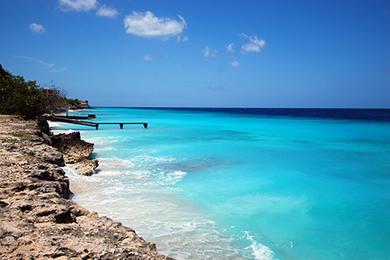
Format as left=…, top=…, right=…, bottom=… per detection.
left=14, top=56, right=67, bottom=73
left=144, top=55, right=153, bottom=61
left=96, top=5, right=118, bottom=18
left=15, top=56, right=53, bottom=68
left=29, top=23, right=45, bottom=34
left=58, top=0, right=97, bottom=12
left=231, top=60, right=240, bottom=68
left=226, top=43, right=234, bottom=53
left=203, top=46, right=217, bottom=58
left=124, top=11, right=186, bottom=39
left=176, top=35, right=189, bottom=43
left=241, top=34, right=266, bottom=54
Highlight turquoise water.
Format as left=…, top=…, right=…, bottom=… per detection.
left=54, top=107, right=390, bottom=259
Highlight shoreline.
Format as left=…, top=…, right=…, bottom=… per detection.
left=56, top=110, right=256, bottom=259
left=0, top=115, right=171, bottom=259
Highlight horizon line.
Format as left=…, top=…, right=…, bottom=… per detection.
left=88, top=106, right=390, bottom=110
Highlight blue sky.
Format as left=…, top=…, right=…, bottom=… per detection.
left=0, top=0, right=389, bottom=108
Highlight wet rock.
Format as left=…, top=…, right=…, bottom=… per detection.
left=72, top=159, right=99, bottom=176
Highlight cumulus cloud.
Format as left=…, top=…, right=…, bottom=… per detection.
left=241, top=34, right=266, bottom=54
left=29, top=23, right=45, bottom=34
left=226, top=43, right=234, bottom=53
left=143, top=55, right=153, bottom=61
left=58, top=0, right=97, bottom=12
left=96, top=5, right=118, bottom=18
left=124, top=11, right=186, bottom=39
left=231, top=60, right=240, bottom=68
left=203, top=46, right=217, bottom=58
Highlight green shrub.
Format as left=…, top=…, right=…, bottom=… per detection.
left=0, top=65, right=68, bottom=119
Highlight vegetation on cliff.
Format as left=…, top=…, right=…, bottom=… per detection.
left=0, top=65, right=86, bottom=119
left=1, top=65, right=49, bottom=118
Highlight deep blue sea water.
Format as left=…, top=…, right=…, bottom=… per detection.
left=53, top=107, right=390, bottom=259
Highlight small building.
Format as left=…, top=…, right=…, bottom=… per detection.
left=79, top=100, right=89, bottom=109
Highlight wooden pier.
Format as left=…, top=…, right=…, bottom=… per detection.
left=54, top=114, right=96, bottom=120
left=48, top=115, right=148, bottom=130
left=94, top=122, right=148, bottom=130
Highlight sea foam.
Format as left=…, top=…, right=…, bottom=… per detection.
left=244, top=231, right=275, bottom=260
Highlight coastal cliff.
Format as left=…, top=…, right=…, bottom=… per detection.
left=51, top=131, right=99, bottom=176
left=0, top=115, right=171, bottom=259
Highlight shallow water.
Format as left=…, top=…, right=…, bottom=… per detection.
left=54, top=107, right=390, bottom=259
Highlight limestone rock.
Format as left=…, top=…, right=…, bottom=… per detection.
left=36, top=115, right=50, bottom=135
left=41, top=132, right=52, bottom=145
left=51, top=132, right=94, bottom=163
left=0, top=115, right=171, bottom=260
left=20, top=144, right=65, bottom=166
left=72, top=159, right=99, bottom=176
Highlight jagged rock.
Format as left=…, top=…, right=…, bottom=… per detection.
left=51, top=132, right=94, bottom=163
left=0, top=115, right=171, bottom=260
left=72, top=159, right=99, bottom=176
left=29, top=170, right=57, bottom=181
left=36, top=116, right=50, bottom=135
left=0, top=201, right=9, bottom=208
left=54, top=209, right=76, bottom=223
left=10, top=200, right=33, bottom=212
left=20, top=145, right=65, bottom=166
left=41, top=132, right=52, bottom=145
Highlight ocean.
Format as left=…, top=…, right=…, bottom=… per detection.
left=53, top=107, right=390, bottom=259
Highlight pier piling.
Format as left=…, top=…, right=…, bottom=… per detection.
left=48, top=115, right=148, bottom=130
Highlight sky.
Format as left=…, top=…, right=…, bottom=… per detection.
left=0, top=0, right=389, bottom=108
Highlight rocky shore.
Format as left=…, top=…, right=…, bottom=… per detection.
left=0, top=115, right=171, bottom=259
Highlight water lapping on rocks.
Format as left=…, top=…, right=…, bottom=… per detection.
left=63, top=151, right=246, bottom=259
left=54, top=107, right=390, bottom=260
left=50, top=112, right=278, bottom=259
left=0, top=116, right=170, bottom=259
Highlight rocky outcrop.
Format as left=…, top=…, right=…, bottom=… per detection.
left=72, top=158, right=99, bottom=176
left=51, top=132, right=94, bottom=163
left=37, top=115, right=50, bottom=135
left=51, top=131, right=99, bottom=176
left=0, top=115, right=171, bottom=259
left=20, top=144, right=65, bottom=166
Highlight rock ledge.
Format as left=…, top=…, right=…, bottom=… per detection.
left=0, top=115, right=171, bottom=259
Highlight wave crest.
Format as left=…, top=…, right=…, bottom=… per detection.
left=244, top=231, right=275, bottom=260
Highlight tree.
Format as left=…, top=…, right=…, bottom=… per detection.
left=0, top=65, right=64, bottom=119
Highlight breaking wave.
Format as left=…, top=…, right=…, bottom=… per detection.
left=244, top=231, right=275, bottom=260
